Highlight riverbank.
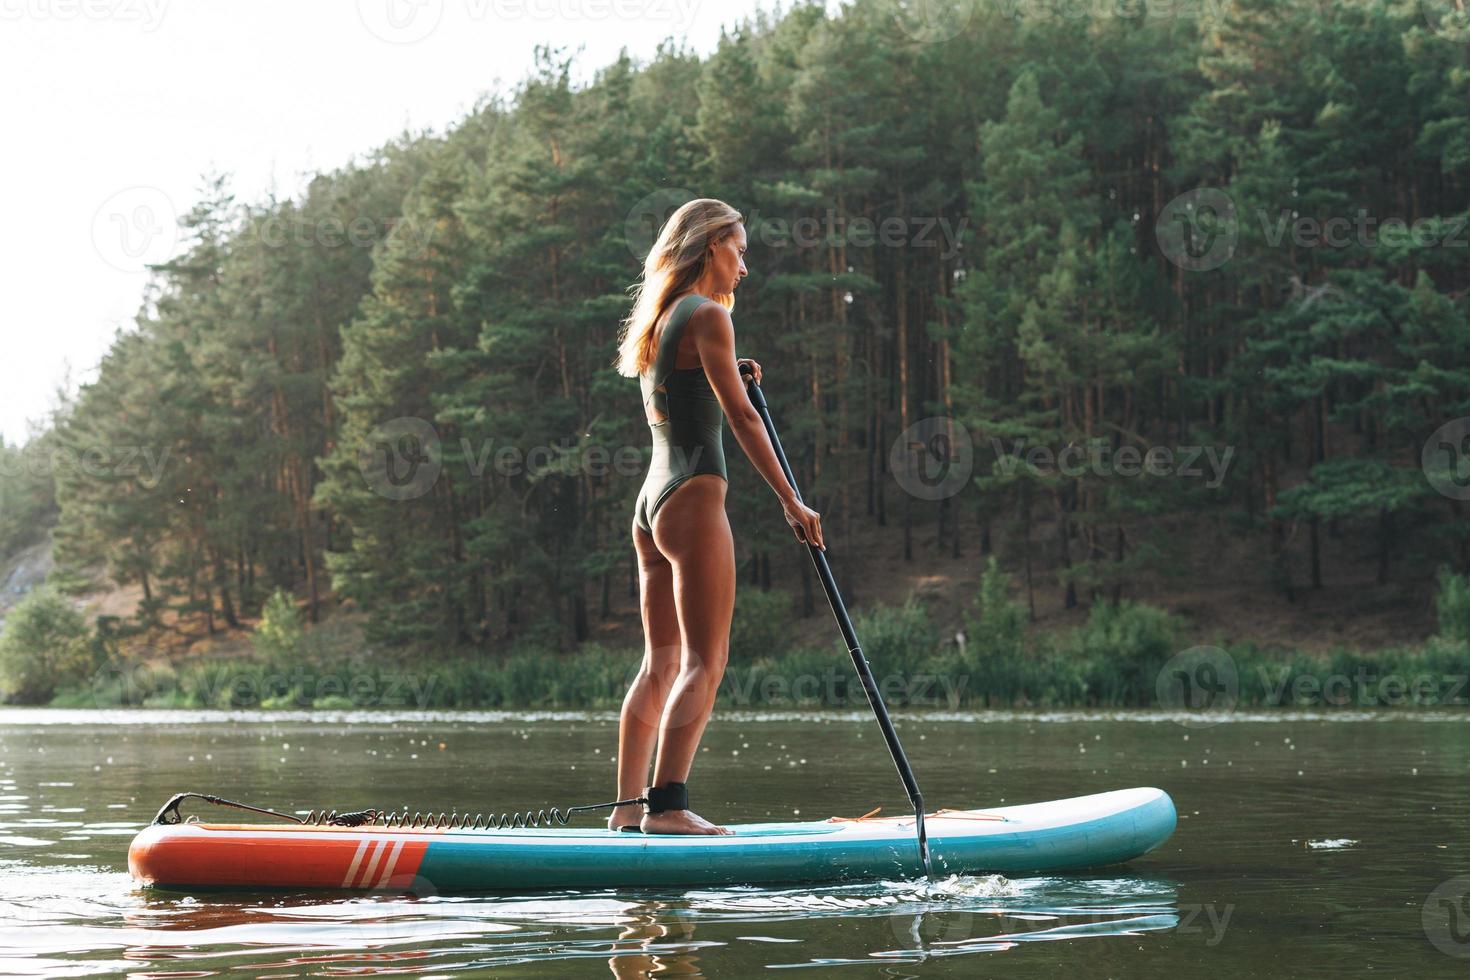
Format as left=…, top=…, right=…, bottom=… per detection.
left=59, top=635, right=1470, bottom=712
left=11, top=564, right=1470, bottom=713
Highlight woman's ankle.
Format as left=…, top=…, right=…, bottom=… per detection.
left=643, top=781, right=689, bottom=814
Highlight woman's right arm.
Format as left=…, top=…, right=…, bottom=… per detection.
left=692, top=303, right=825, bottom=550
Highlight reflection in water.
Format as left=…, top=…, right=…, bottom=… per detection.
left=687, top=875, right=1182, bottom=969
left=876, top=898, right=1180, bottom=964
left=0, top=867, right=1181, bottom=976
left=608, top=900, right=703, bottom=979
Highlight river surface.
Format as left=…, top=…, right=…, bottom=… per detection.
left=0, top=708, right=1467, bottom=977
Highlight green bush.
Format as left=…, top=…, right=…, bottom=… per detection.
left=968, top=558, right=1026, bottom=654
left=0, top=587, right=95, bottom=703
left=851, top=593, right=940, bottom=677
left=961, top=558, right=1033, bottom=705
left=253, top=588, right=305, bottom=661
left=730, top=588, right=794, bottom=661
left=1070, top=599, right=1178, bottom=706
left=722, top=645, right=857, bottom=708
left=1435, top=567, right=1470, bottom=645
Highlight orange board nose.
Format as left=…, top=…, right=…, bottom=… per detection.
left=129, top=824, right=432, bottom=891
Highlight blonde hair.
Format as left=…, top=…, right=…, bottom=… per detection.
left=614, top=198, right=742, bottom=378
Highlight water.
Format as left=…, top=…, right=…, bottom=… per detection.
left=1, top=708, right=1467, bottom=976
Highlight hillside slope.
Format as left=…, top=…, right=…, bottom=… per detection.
left=0, top=501, right=1438, bottom=657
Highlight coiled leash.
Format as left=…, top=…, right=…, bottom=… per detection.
left=150, top=785, right=688, bottom=831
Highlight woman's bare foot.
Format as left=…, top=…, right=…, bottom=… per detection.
left=608, top=803, right=644, bottom=831
left=640, top=809, right=734, bottom=835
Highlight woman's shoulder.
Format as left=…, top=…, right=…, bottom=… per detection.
left=674, top=291, right=712, bottom=311
left=696, top=295, right=738, bottom=332
left=659, top=291, right=705, bottom=322
left=681, top=293, right=730, bottom=320
left=667, top=292, right=724, bottom=331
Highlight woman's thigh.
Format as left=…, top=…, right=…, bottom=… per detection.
left=632, top=520, right=681, bottom=673
left=650, top=475, right=734, bottom=663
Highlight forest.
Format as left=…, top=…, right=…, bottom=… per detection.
left=2, top=0, right=1469, bottom=706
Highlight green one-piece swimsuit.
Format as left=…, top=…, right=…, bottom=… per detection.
left=634, top=293, right=728, bottom=535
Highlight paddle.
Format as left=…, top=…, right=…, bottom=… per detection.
left=740, top=363, right=936, bottom=882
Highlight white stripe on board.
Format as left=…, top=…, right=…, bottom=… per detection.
left=341, top=838, right=371, bottom=888
left=374, top=839, right=406, bottom=889
left=354, top=839, right=384, bottom=889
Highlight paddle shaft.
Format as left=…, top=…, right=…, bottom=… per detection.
left=741, top=365, right=933, bottom=880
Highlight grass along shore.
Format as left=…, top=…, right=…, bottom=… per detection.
left=7, top=562, right=1470, bottom=712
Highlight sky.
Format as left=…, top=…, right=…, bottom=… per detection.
left=0, top=0, right=785, bottom=447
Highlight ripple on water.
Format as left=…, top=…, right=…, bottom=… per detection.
left=0, top=866, right=1181, bottom=975
left=10, top=706, right=1470, bottom=727
left=1304, top=838, right=1359, bottom=851
left=3, top=712, right=1461, bottom=975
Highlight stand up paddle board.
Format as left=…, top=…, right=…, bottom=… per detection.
left=128, top=786, right=1175, bottom=892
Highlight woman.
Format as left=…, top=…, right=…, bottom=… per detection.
left=610, top=198, right=825, bottom=835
